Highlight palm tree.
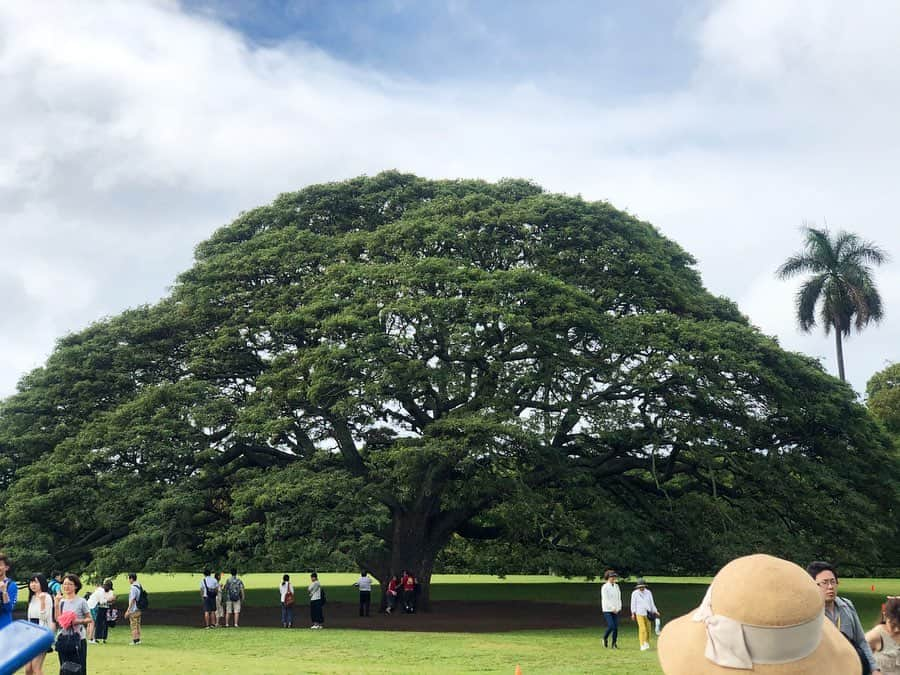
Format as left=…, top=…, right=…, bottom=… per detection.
left=777, top=225, right=889, bottom=382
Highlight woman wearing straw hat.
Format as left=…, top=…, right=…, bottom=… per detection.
left=658, top=554, right=861, bottom=674
left=630, top=578, right=659, bottom=651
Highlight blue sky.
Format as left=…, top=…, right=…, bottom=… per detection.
left=0, top=0, right=898, bottom=397
left=182, top=0, right=701, bottom=97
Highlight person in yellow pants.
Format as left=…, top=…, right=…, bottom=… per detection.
left=630, top=578, right=660, bottom=651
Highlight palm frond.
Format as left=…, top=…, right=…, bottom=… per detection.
left=846, top=278, right=885, bottom=330
left=839, top=233, right=890, bottom=268
left=777, top=254, right=820, bottom=279
left=795, top=274, right=827, bottom=332
left=802, top=227, right=837, bottom=267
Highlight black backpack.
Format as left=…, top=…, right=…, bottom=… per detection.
left=56, top=628, right=81, bottom=661
left=320, top=588, right=326, bottom=605
left=136, top=584, right=149, bottom=610
left=227, top=578, right=243, bottom=602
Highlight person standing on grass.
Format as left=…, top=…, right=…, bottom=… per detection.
left=86, top=579, right=105, bottom=643
left=56, top=573, right=93, bottom=673
left=280, top=574, right=294, bottom=628
left=353, top=570, right=372, bottom=617
left=808, top=560, right=880, bottom=675
left=224, top=568, right=245, bottom=627
left=308, top=572, right=324, bottom=629
left=630, top=578, right=659, bottom=652
left=93, top=579, right=114, bottom=644
left=0, top=553, right=17, bottom=629
left=25, top=573, right=54, bottom=675
left=214, top=571, right=225, bottom=627
left=601, top=569, right=622, bottom=648
left=124, top=573, right=143, bottom=645
left=200, top=567, right=219, bottom=628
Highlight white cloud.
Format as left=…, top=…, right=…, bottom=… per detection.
left=0, top=0, right=898, bottom=397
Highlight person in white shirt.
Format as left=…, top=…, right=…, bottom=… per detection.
left=308, top=572, right=324, bottom=629
left=601, top=569, right=622, bottom=648
left=353, top=571, right=373, bottom=617
left=26, top=573, right=54, bottom=675
left=279, top=574, right=294, bottom=628
left=200, top=568, right=219, bottom=629
left=630, top=578, right=660, bottom=651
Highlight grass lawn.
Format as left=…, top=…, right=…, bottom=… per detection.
left=45, top=625, right=662, bottom=675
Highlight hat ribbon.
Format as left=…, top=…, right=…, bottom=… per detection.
left=691, top=587, right=824, bottom=669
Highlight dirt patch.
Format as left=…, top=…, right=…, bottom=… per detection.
left=140, top=601, right=601, bottom=632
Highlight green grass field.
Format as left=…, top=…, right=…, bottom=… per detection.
left=15, top=574, right=900, bottom=674
left=43, top=626, right=659, bottom=674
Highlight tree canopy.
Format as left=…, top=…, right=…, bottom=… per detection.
left=868, top=363, right=900, bottom=437
left=2, top=173, right=897, bottom=603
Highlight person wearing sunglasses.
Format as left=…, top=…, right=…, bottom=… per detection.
left=808, top=560, right=880, bottom=675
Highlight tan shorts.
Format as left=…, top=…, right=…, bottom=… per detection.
left=129, top=610, right=142, bottom=632
left=226, top=600, right=241, bottom=613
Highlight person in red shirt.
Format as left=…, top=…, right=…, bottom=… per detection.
left=385, top=575, right=400, bottom=614
left=401, top=571, right=416, bottom=613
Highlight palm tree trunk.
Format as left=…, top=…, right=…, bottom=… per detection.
left=834, top=327, right=846, bottom=381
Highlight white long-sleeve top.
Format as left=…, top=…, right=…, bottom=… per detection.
left=279, top=582, right=293, bottom=603
left=630, top=588, right=658, bottom=617
left=601, top=582, right=622, bottom=613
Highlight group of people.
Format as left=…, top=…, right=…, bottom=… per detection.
left=274, top=569, right=419, bottom=630
left=383, top=570, right=418, bottom=615
left=199, top=568, right=246, bottom=628
left=0, top=551, right=147, bottom=675
left=600, top=557, right=899, bottom=674
left=599, top=569, right=660, bottom=651
left=633, top=554, right=899, bottom=675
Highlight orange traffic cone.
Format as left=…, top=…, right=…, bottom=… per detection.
left=872, top=585, right=876, bottom=591
left=515, top=666, right=522, bottom=675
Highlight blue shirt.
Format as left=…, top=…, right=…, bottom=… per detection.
left=0, top=577, right=17, bottom=628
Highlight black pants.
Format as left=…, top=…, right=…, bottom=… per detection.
left=403, top=589, right=415, bottom=612
left=95, top=607, right=109, bottom=641
left=359, top=590, right=371, bottom=616
left=58, top=638, right=87, bottom=674
left=310, top=598, right=324, bottom=625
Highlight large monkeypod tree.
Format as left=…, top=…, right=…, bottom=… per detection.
left=1, top=172, right=897, bottom=608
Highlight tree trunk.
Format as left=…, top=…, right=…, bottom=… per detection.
left=365, top=505, right=461, bottom=613
left=387, top=509, right=441, bottom=611
left=834, top=327, right=845, bottom=381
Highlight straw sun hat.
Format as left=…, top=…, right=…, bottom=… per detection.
left=658, top=554, right=860, bottom=674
